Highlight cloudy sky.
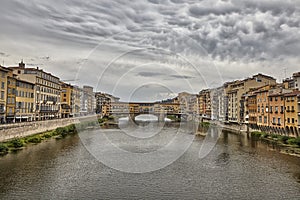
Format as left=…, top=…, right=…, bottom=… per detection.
left=0, top=0, right=300, bottom=101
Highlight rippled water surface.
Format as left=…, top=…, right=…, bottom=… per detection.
left=0, top=125, right=300, bottom=200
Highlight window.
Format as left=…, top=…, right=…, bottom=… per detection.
left=273, top=117, right=276, bottom=124
left=280, top=106, right=284, bottom=113
left=264, top=116, right=267, bottom=123
left=275, top=106, right=278, bottom=113
left=288, top=118, right=290, bottom=123
left=1, top=82, right=4, bottom=89
left=259, top=116, right=262, bottom=123
left=0, top=104, right=4, bottom=112
left=270, top=106, right=273, bottom=112
left=258, top=106, right=260, bottom=113
left=278, top=118, right=281, bottom=125
left=292, top=118, right=295, bottom=123
left=1, top=91, right=4, bottom=100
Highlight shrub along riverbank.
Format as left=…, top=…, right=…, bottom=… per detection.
left=0, top=117, right=109, bottom=156
left=0, top=124, right=77, bottom=156
left=251, top=131, right=300, bottom=155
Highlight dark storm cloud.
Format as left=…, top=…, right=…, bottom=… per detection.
left=0, top=52, right=9, bottom=57
left=137, top=72, right=164, bottom=77
left=170, top=75, right=195, bottom=79
left=1, top=0, right=299, bottom=63
left=1, top=0, right=300, bottom=97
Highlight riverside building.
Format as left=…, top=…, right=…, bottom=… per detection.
left=9, top=61, right=61, bottom=120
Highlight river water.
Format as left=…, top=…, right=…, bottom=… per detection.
left=0, top=123, right=300, bottom=199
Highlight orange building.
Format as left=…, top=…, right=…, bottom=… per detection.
left=284, top=91, right=300, bottom=137
left=268, top=93, right=285, bottom=133
left=256, top=89, right=269, bottom=130
left=246, top=93, right=257, bottom=128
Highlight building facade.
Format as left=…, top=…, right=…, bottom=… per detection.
left=80, top=86, right=95, bottom=116
left=0, top=66, right=10, bottom=123
left=15, top=79, right=35, bottom=122
left=61, top=83, right=73, bottom=118
left=5, top=70, right=16, bottom=122
left=225, top=73, right=276, bottom=123
left=9, top=61, right=61, bottom=120
left=198, top=89, right=211, bottom=118
left=284, top=91, right=300, bottom=137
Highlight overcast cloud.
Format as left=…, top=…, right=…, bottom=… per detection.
left=0, top=0, right=300, bottom=101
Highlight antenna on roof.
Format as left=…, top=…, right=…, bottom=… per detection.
left=283, top=67, right=287, bottom=79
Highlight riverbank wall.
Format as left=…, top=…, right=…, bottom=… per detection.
left=202, top=119, right=252, bottom=135
left=0, top=115, right=97, bottom=142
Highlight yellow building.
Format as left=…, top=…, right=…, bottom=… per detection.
left=15, top=79, right=35, bottom=122
left=61, top=83, right=73, bottom=118
left=284, top=91, right=300, bottom=137
left=0, top=66, right=10, bottom=123
left=5, top=70, right=17, bottom=123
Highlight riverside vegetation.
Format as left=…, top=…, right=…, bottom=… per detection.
left=251, top=131, right=300, bottom=155
left=0, top=117, right=110, bottom=156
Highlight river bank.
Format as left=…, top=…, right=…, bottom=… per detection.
left=196, top=121, right=300, bottom=157
left=0, top=117, right=112, bottom=156
left=0, top=124, right=78, bottom=156
left=251, top=131, right=300, bottom=157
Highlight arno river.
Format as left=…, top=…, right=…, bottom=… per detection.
left=0, top=123, right=300, bottom=199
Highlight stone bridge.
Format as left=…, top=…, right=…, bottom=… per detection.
left=110, top=111, right=183, bottom=122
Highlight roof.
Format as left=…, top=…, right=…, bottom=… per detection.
left=252, top=73, right=276, bottom=80
left=268, top=93, right=284, bottom=97
left=0, top=65, right=12, bottom=72
left=284, top=90, right=300, bottom=97
left=293, top=72, right=300, bottom=77
left=16, top=78, right=35, bottom=86
left=9, top=66, right=60, bottom=80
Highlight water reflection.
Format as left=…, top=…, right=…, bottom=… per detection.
left=0, top=125, right=300, bottom=199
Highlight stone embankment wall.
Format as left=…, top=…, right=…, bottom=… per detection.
left=202, top=119, right=250, bottom=134
left=0, top=115, right=97, bottom=142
